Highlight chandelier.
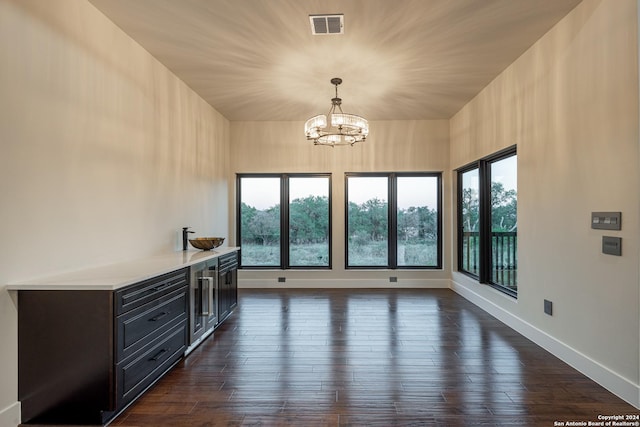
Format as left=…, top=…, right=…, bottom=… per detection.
left=304, top=77, right=369, bottom=146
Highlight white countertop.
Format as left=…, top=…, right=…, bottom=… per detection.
left=7, top=247, right=240, bottom=291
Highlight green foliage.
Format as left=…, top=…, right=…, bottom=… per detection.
left=240, top=195, right=441, bottom=267
left=397, top=206, right=437, bottom=242
left=240, top=243, right=280, bottom=266
left=289, top=242, right=329, bottom=266
left=289, top=196, right=329, bottom=244
left=348, top=198, right=388, bottom=242
left=347, top=199, right=439, bottom=266
left=240, top=202, right=257, bottom=239
left=348, top=240, right=388, bottom=266
left=461, top=183, right=517, bottom=232
left=460, top=182, right=518, bottom=289
left=491, top=182, right=517, bottom=232
left=398, top=242, right=438, bottom=266
left=240, top=202, right=280, bottom=246
left=461, top=187, right=479, bottom=232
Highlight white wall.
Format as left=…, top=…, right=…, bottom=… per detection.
left=0, top=1, right=230, bottom=425
left=230, top=120, right=451, bottom=288
left=450, top=0, right=640, bottom=407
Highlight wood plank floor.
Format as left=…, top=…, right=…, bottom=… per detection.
left=111, top=289, right=638, bottom=426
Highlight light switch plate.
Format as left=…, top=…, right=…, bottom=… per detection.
left=592, top=212, right=621, bottom=230
left=602, top=236, right=622, bottom=256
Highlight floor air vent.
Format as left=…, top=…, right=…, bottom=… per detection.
left=309, top=14, right=344, bottom=35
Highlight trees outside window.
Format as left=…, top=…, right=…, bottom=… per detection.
left=346, top=176, right=389, bottom=267
left=238, top=172, right=441, bottom=270
left=457, top=147, right=517, bottom=296
left=346, top=173, right=441, bottom=269
left=489, top=155, right=518, bottom=290
left=237, top=174, right=331, bottom=269
left=396, top=176, right=440, bottom=267
left=238, top=177, right=280, bottom=266
left=460, top=168, right=480, bottom=277
left=289, top=177, right=330, bottom=267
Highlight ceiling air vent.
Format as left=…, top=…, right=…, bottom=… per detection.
left=309, top=14, right=344, bottom=35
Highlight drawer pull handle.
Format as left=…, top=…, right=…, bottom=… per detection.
left=149, top=348, right=169, bottom=362
left=151, top=284, right=169, bottom=292
left=149, top=312, right=169, bottom=322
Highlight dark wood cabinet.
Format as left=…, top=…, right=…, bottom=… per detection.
left=115, top=324, right=186, bottom=409
left=217, top=251, right=238, bottom=324
left=18, top=268, right=189, bottom=425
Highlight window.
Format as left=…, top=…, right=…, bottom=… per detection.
left=346, top=173, right=442, bottom=269
left=288, top=176, right=330, bottom=267
left=238, top=176, right=281, bottom=266
left=346, top=176, right=388, bottom=267
left=237, top=174, right=331, bottom=269
left=460, top=168, right=480, bottom=277
left=396, top=176, right=440, bottom=267
left=489, top=155, right=518, bottom=289
left=457, top=147, right=517, bottom=296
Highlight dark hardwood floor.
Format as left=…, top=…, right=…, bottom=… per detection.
left=111, top=289, right=638, bottom=426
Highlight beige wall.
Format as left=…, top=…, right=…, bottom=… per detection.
left=0, top=1, right=230, bottom=425
left=231, top=120, right=451, bottom=287
left=450, top=0, right=639, bottom=406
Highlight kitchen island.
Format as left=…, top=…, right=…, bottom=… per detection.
left=8, top=247, right=240, bottom=426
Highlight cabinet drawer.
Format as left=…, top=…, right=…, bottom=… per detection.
left=116, top=268, right=188, bottom=315
left=218, top=252, right=238, bottom=274
left=116, top=287, right=187, bottom=362
left=116, top=323, right=186, bottom=409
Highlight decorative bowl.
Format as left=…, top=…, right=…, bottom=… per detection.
left=189, top=237, right=225, bottom=251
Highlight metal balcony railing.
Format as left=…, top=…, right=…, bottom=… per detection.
left=461, top=231, right=517, bottom=290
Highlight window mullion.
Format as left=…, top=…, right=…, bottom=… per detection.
left=236, top=175, right=242, bottom=267
left=436, top=174, right=443, bottom=269
left=389, top=174, right=397, bottom=269
left=281, top=175, right=289, bottom=269
left=478, top=161, right=492, bottom=283
left=456, top=170, right=464, bottom=275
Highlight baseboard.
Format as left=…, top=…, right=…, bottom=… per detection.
left=239, top=278, right=450, bottom=289
left=450, top=277, right=640, bottom=409
left=0, top=401, right=20, bottom=427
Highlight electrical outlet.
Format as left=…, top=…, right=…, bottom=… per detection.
left=389, top=276, right=398, bottom=283
left=278, top=277, right=286, bottom=283
left=544, top=299, right=553, bottom=316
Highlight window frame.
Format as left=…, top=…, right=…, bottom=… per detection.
left=344, top=172, right=442, bottom=270
left=457, top=166, right=480, bottom=279
left=456, top=146, right=517, bottom=297
left=236, top=173, right=332, bottom=270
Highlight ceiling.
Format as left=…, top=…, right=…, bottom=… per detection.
left=88, top=0, right=582, bottom=121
